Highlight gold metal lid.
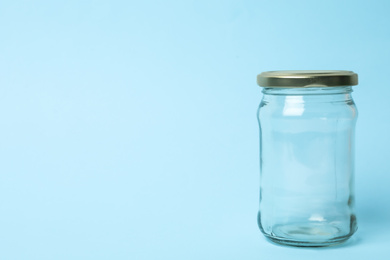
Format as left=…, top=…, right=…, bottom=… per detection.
left=257, top=70, right=358, bottom=87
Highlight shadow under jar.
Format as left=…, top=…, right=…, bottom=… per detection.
left=256, top=71, right=358, bottom=247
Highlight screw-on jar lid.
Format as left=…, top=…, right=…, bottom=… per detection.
left=257, top=70, right=358, bottom=87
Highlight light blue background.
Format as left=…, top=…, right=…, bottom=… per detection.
left=0, top=0, right=389, bottom=259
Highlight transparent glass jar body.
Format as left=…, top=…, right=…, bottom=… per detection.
left=257, top=86, right=358, bottom=247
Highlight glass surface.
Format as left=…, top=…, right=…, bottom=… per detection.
left=257, top=87, right=358, bottom=247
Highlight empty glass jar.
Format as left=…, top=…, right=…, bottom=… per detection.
left=257, top=71, right=358, bottom=247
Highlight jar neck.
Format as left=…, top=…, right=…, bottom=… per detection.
left=262, top=86, right=353, bottom=95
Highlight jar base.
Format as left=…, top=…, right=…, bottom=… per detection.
left=263, top=223, right=355, bottom=247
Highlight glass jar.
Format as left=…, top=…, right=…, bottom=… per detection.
left=256, top=71, right=358, bottom=247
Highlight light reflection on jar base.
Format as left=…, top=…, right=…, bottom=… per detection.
left=262, top=218, right=357, bottom=247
